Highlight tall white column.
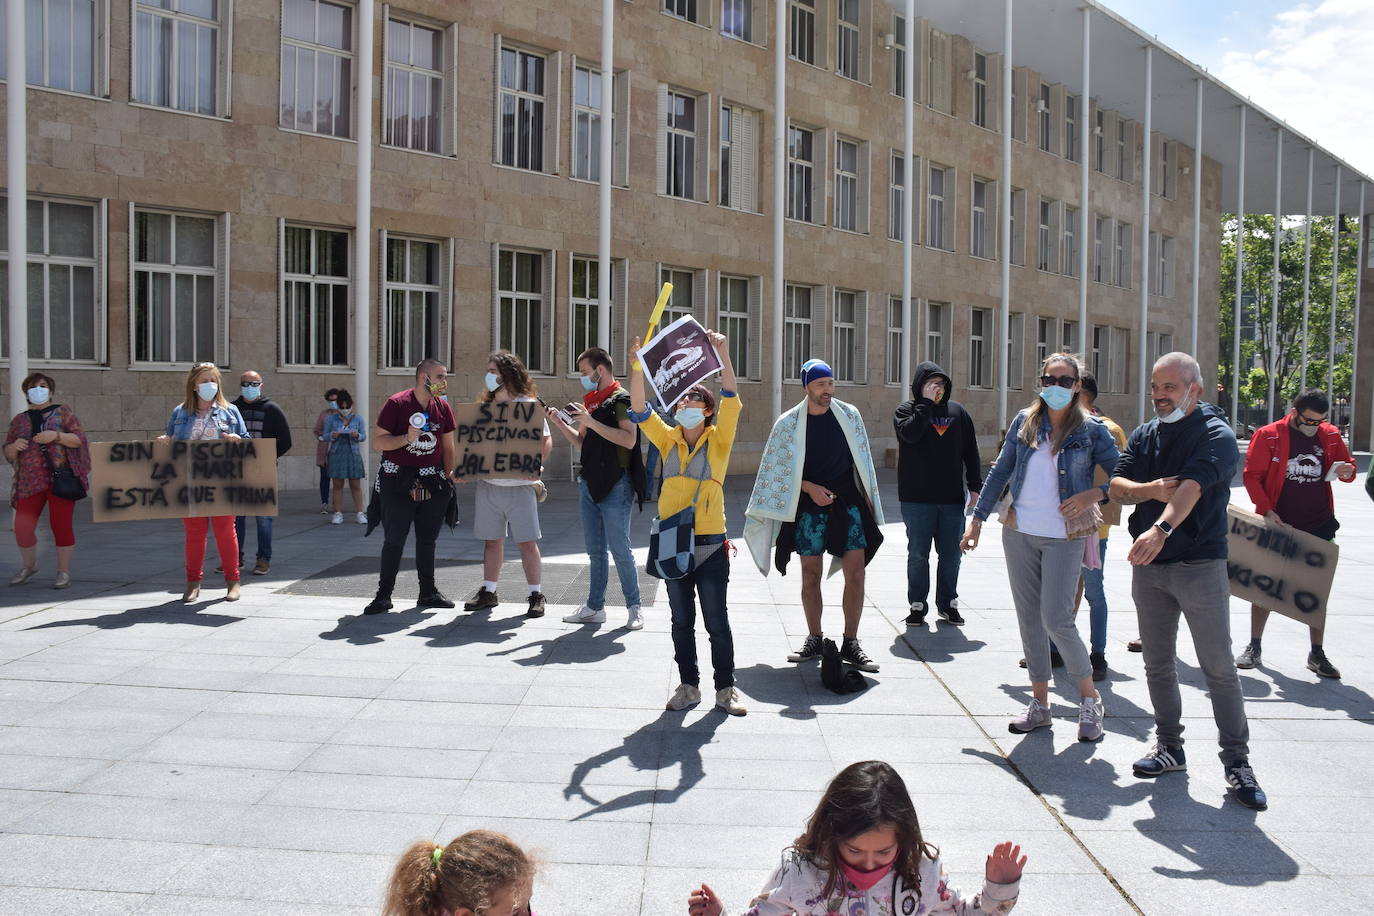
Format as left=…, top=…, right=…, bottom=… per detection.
left=1190, top=78, right=1203, bottom=354
left=771, top=0, right=786, bottom=419
left=1268, top=129, right=1282, bottom=420
left=6, top=0, right=27, bottom=416
left=1078, top=8, right=1090, bottom=350
left=901, top=0, right=915, bottom=387
left=1231, top=106, right=1246, bottom=431
left=354, top=0, right=375, bottom=421
left=1352, top=181, right=1365, bottom=449
left=596, top=0, right=613, bottom=351
left=999, top=0, right=1014, bottom=431
left=1329, top=165, right=1342, bottom=400
left=1301, top=147, right=1313, bottom=389
left=1137, top=46, right=1153, bottom=427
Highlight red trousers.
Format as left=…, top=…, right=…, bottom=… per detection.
left=14, top=490, right=77, bottom=549
left=183, top=515, right=240, bottom=582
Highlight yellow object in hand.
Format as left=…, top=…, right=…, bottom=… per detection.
left=632, top=281, right=673, bottom=371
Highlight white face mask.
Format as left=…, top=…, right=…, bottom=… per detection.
left=26, top=386, right=51, bottom=406
left=484, top=372, right=501, bottom=392
left=197, top=381, right=219, bottom=402
left=1157, top=391, right=1193, bottom=424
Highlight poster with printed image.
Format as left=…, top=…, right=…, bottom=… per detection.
left=1225, top=504, right=1337, bottom=629
left=636, top=316, right=723, bottom=412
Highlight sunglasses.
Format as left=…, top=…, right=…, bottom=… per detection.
left=1039, top=375, right=1079, bottom=390
left=681, top=392, right=708, bottom=403
left=1294, top=414, right=1325, bottom=427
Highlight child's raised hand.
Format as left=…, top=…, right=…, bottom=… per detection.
left=985, top=841, right=1026, bottom=884
left=687, top=883, right=723, bottom=916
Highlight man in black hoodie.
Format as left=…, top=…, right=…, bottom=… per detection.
left=892, top=362, right=982, bottom=626
left=231, top=371, right=293, bottom=575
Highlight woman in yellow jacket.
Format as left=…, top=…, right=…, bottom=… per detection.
left=629, top=329, right=746, bottom=717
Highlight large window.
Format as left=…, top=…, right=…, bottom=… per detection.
left=787, top=125, right=816, bottom=223
left=788, top=0, right=815, bottom=66
left=570, top=255, right=624, bottom=370
left=495, top=247, right=549, bottom=373
left=1006, top=311, right=1024, bottom=389
left=888, top=151, right=917, bottom=242
left=1151, top=233, right=1176, bottom=298
left=574, top=64, right=627, bottom=185
left=1064, top=94, right=1079, bottom=163
left=1094, top=109, right=1107, bottom=173
left=891, top=13, right=907, bottom=98
left=719, top=103, right=759, bottom=211
left=783, top=284, right=813, bottom=378
left=135, top=209, right=223, bottom=366
left=384, top=14, right=449, bottom=154
left=1115, top=221, right=1133, bottom=289
left=659, top=265, right=701, bottom=327
left=833, top=137, right=861, bottom=232
left=661, top=88, right=707, bottom=200
left=1093, top=215, right=1109, bottom=283
left=280, top=0, right=354, bottom=138
left=1061, top=319, right=1079, bottom=355
left=969, top=306, right=990, bottom=388
left=1117, top=118, right=1133, bottom=183
left=927, top=27, right=950, bottom=113
left=0, top=197, right=101, bottom=362
left=384, top=235, right=445, bottom=370
left=663, top=0, right=701, bottom=25
left=832, top=289, right=865, bottom=382
left=1009, top=188, right=1026, bottom=267
left=1036, top=198, right=1058, bottom=273
left=971, top=177, right=995, bottom=260
left=2, top=0, right=103, bottom=94
left=1063, top=206, right=1079, bottom=278
left=721, top=0, right=756, bottom=42
left=1091, top=324, right=1107, bottom=382
left=133, top=0, right=224, bottom=116
left=835, top=0, right=860, bottom=81
left=718, top=274, right=758, bottom=378
left=281, top=223, right=349, bottom=368
left=498, top=44, right=550, bottom=172
left=1035, top=316, right=1055, bottom=367
left=926, top=300, right=949, bottom=366
left=927, top=165, right=954, bottom=251
left=1037, top=83, right=1054, bottom=153
left=972, top=52, right=989, bottom=129
left=885, top=296, right=904, bottom=385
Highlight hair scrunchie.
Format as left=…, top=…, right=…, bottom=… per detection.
left=431, top=846, right=444, bottom=869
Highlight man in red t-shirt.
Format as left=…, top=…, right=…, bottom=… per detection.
left=1236, top=389, right=1356, bottom=678
left=364, top=359, right=458, bottom=614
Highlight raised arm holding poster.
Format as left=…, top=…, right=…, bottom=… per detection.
left=635, top=315, right=724, bottom=412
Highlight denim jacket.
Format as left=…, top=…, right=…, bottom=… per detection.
left=972, top=409, right=1121, bottom=522
left=165, top=404, right=248, bottom=441
left=322, top=412, right=367, bottom=459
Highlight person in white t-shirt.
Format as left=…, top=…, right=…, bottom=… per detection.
left=462, top=351, right=553, bottom=618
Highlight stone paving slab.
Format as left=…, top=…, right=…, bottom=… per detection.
left=1, top=472, right=1372, bottom=913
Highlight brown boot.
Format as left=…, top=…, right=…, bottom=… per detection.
left=224, top=579, right=241, bottom=601
left=182, top=581, right=201, bottom=603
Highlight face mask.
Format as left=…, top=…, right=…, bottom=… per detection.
left=197, top=381, right=219, bottom=402
left=1158, top=392, right=1193, bottom=424
left=339, top=407, right=351, bottom=416
left=241, top=384, right=262, bottom=401
left=837, top=857, right=895, bottom=892
left=1296, top=421, right=1320, bottom=438
left=26, top=386, right=50, bottom=406
left=580, top=372, right=599, bottom=392
left=675, top=407, right=706, bottom=429
left=1038, top=385, right=1073, bottom=411
left=425, top=375, right=448, bottom=397
left=484, top=372, right=501, bottom=393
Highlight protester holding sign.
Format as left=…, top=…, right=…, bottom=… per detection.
left=325, top=389, right=368, bottom=526
left=462, top=351, right=553, bottom=619
left=5, top=372, right=91, bottom=589
left=629, top=329, right=746, bottom=716
left=161, top=362, right=247, bottom=604
left=1236, top=389, right=1356, bottom=679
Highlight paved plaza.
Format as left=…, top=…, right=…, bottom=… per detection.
left=2, top=467, right=1372, bottom=915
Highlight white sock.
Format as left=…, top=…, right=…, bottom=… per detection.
left=528, top=584, right=542, bottom=594
left=483, top=580, right=498, bottom=591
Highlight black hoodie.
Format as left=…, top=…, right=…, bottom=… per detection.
left=892, top=361, right=983, bottom=504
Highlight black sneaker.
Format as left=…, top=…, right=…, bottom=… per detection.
left=787, top=634, right=824, bottom=663
left=417, top=590, right=456, bottom=609
left=937, top=604, right=965, bottom=625
left=1224, top=759, right=1268, bottom=810
left=1133, top=743, right=1186, bottom=778
left=526, top=591, right=546, bottom=618
left=363, top=594, right=393, bottom=615
left=1090, top=652, right=1108, bottom=682
left=839, top=638, right=880, bottom=673
left=464, top=586, right=500, bottom=611
left=905, top=602, right=927, bottom=626
left=1307, top=649, right=1341, bottom=679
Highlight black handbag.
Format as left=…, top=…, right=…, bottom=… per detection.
left=31, top=409, right=86, bottom=502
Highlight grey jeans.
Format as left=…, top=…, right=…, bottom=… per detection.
left=1132, top=558, right=1251, bottom=765
left=1003, top=527, right=1093, bottom=684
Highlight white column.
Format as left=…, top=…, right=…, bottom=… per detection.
left=999, top=0, right=1014, bottom=431
left=1268, top=128, right=1282, bottom=420
left=596, top=0, right=613, bottom=351
left=1352, top=181, right=1365, bottom=450
left=6, top=0, right=27, bottom=416
left=1301, top=147, right=1313, bottom=389
left=1136, top=46, right=1152, bottom=427
left=1329, top=165, right=1341, bottom=400
left=771, top=0, right=786, bottom=419
left=1231, top=106, right=1246, bottom=430
left=1078, top=8, right=1090, bottom=349
left=1190, top=78, right=1203, bottom=354
left=354, top=0, right=375, bottom=421
left=901, top=0, right=915, bottom=386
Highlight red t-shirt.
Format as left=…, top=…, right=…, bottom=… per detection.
left=376, top=389, right=456, bottom=469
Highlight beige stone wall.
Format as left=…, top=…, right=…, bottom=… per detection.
left=0, top=0, right=1225, bottom=487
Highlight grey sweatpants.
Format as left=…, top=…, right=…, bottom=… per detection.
left=1003, top=527, right=1093, bottom=684
left=1132, top=558, right=1251, bottom=765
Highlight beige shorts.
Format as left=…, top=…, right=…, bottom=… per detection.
left=472, top=479, right=542, bottom=543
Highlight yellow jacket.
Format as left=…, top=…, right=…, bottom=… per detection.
left=638, top=394, right=741, bottom=536
left=1095, top=413, right=1128, bottom=538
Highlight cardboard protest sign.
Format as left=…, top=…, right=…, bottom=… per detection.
left=91, top=439, right=279, bottom=522
left=452, top=400, right=546, bottom=481
left=636, top=315, right=723, bottom=412
left=1226, top=504, right=1337, bottom=629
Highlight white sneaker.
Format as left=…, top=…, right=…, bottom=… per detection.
left=355, top=512, right=367, bottom=525
left=330, top=512, right=343, bottom=525
left=562, top=604, right=606, bottom=624
left=715, top=687, right=748, bottom=717
left=666, top=683, right=701, bottom=710
left=626, top=605, right=644, bottom=630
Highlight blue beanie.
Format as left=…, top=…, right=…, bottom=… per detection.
left=800, top=358, right=833, bottom=386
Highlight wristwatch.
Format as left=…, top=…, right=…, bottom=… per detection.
left=1152, top=519, right=1175, bottom=537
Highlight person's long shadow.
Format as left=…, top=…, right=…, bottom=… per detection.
left=1248, top=662, right=1374, bottom=725
left=731, top=662, right=874, bottom=720
left=487, top=624, right=630, bottom=667
left=895, top=624, right=986, bottom=664
left=409, top=605, right=528, bottom=649
left=318, top=607, right=438, bottom=646
left=563, top=708, right=726, bottom=820
left=24, top=599, right=242, bottom=631
left=962, top=738, right=1154, bottom=822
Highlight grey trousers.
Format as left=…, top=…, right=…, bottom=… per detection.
left=1132, top=558, right=1251, bottom=765
left=1003, top=527, right=1093, bottom=684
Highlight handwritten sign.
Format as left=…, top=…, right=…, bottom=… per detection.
left=91, top=439, right=279, bottom=522
left=636, top=315, right=722, bottom=412
left=452, top=401, right=546, bottom=480
left=1226, top=504, right=1337, bottom=629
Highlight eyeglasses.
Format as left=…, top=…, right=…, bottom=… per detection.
left=1294, top=414, right=1325, bottom=427
left=1039, top=375, right=1079, bottom=390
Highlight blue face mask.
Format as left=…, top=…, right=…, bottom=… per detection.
left=241, top=384, right=262, bottom=401
left=580, top=372, right=598, bottom=392
left=1038, top=385, right=1074, bottom=411
left=674, top=407, right=706, bottom=430
left=484, top=372, right=501, bottom=392
left=197, top=381, right=219, bottom=402
left=26, top=386, right=51, bottom=406
left=328, top=400, right=338, bottom=409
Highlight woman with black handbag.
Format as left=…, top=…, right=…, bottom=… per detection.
left=4, top=372, right=91, bottom=589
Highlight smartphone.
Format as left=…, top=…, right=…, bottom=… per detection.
left=537, top=397, right=573, bottom=426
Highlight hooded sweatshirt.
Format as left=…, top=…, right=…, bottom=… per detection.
left=892, top=361, right=983, bottom=504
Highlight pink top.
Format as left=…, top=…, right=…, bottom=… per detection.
left=5, top=405, right=91, bottom=506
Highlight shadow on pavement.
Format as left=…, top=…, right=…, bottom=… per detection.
left=24, top=600, right=243, bottom=631
left=893, top=625, right=987, bottom=664
left=318, top=607, right=439, bottom=645
left=732, top=662, right=873, bottom=720
left=487, top=624, right=630, bottom=666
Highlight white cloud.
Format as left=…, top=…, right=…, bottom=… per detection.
left=1216, top=0, right=1374, bottom=178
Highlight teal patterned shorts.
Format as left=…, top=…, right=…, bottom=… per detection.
left=794, top=505, right=866, bottom=556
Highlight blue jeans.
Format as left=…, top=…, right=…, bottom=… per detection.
left=234, top=515, right=273, bottom=562
left=665, top=547, right=734, bottom=689
left=899, top=501, right=964, bottom=608
left=578, top=475, right=640, bottom=610
left=1081, top=538, right=1109, bottom=654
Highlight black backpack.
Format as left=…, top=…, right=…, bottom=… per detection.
left=820, top=638, right=868, bottom=694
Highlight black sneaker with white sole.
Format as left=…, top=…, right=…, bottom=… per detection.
left=1133, top=743, right=1186, bottom=778
left=1224, top=760, right=1268, bottom=810
left=905, top=602, right=927, bottom=626
left=840, top=638, right=880, bottom=673
left=937, top=605, right=965, bottom=625
left=787, top=634, right=824, bottom=663
left=525, top=591, right=546, bottom=618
